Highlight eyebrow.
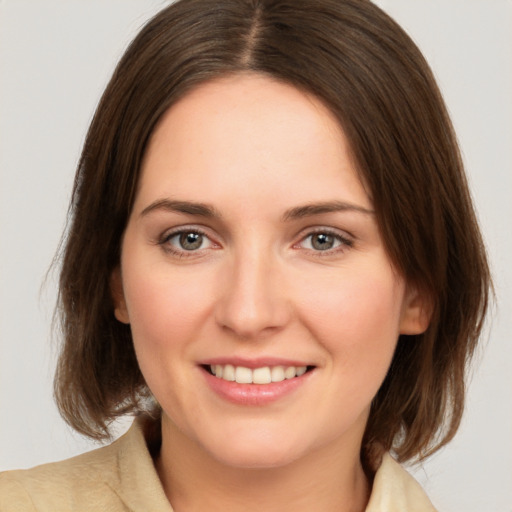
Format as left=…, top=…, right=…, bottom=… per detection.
left=139, top=198, right=374, bottom=221
left=282, top=201, right=374, bottom=221
left=139, top=199, right=221, bottom=219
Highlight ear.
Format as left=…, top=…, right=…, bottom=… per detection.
left=399, top=284, right=433, bottom=335
left=110, top=267, right=130, bottom=324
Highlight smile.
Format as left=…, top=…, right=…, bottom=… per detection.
left=202, top=361, right=315, bottom=405
left=209, top=364, right=308, bottom=384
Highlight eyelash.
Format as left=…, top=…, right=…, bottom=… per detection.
left=296, top=228, right=354, bottom=256
left=157, top=227, right=353, bottom=257
left=158, top=227, right=214, bottom=257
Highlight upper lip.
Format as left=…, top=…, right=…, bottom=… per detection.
left=199, top=357, right=314, bottom=369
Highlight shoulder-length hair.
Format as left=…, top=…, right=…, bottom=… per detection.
left=54, top=0, right=490, bottom=463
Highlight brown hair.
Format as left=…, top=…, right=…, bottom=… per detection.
left=54, top=0, right=490, bottom=463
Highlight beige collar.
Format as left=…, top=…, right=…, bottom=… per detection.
left=112, top=417, right=436, bottom=512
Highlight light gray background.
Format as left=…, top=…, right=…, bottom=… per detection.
left=1, top=1, right=511, bottom=510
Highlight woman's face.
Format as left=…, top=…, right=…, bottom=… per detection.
left=114, top=74, right=426, bottom=469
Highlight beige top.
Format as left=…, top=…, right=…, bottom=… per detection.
left=0, top=417, right=437, bottom=511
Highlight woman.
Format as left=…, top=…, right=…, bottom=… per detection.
left=0, top=0, right=490, bottom=510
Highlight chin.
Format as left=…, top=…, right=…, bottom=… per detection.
left=212, top=446, right=300, bottom=470
left=201, top=430, right=311, bottom=470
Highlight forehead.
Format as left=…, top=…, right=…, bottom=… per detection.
left=136, top=73, right=371, bottom=213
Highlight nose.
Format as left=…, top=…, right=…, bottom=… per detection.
left=214, top=247, right=291, bottom=340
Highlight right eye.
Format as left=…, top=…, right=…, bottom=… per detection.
left=161, top=229, right=213, bottom=254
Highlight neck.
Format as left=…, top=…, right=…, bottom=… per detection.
left=155, top=416, right=371, bottom=512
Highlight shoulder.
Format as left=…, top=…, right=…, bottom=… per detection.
left=0, top=435, right=126, bottom=512
left=0, top=417, right=171, bottom=512
left=366, top=453, right=437, bottom=512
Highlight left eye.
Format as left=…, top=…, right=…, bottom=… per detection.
left=300, top=232, right=347, bottom=251
left=167, top=231, right=211, bottom=251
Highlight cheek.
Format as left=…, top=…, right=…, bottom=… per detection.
left=122, top=263, right=213, bottom=356
left=304, top=269, right=403, bottom=331
left=121, top=262, right=217, bottom=415
left=298, top=265, right=405, bottom=375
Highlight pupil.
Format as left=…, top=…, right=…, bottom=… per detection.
left=180, top=232, right=202, bottom=250
left=312, top=233, right=333, bottom=250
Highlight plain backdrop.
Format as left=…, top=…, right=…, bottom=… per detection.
left=1, top=1, right=511, bottom=511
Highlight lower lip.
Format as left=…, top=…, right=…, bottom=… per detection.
left=201, top=367, right=313, bottom=406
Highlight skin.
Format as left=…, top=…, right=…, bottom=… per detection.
left=112, top=73, right=429, bottom=512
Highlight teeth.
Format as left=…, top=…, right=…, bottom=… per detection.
left=270, top=366, right=285, bottom=382
left=253, top=367, right=271, bottom=384
left=209, top=364, right=308, bottom=384
left=235, top=366, right=252, bottom=384
left=296, top=366, right=307, bottom=377
left=284, top=366, right=296, bottom=379
left=223, top=364, right=235, bottom=381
